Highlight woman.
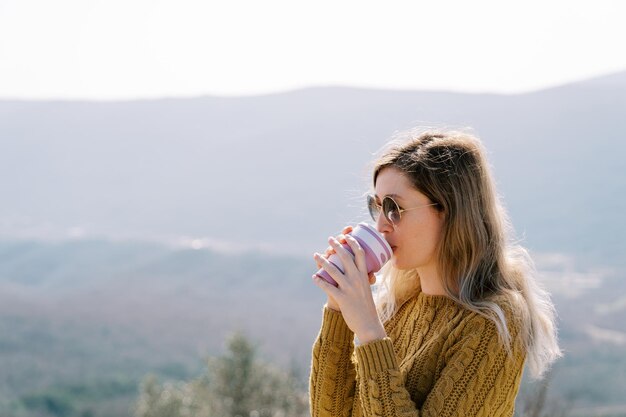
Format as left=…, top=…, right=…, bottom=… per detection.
left=309, top=128, right=562, bottom=417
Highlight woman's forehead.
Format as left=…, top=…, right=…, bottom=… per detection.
left=374, top=168, right=425, bottom=201
left=375, top=169, right=411, bottom=195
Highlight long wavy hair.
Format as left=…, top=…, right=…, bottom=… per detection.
left=363, top=127, right=562, bottom=380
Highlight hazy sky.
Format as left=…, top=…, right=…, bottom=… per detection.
left=1, top=0, right=625, bottom=100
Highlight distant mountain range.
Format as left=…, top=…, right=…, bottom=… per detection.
left=1, top=70, right=624, bottom=266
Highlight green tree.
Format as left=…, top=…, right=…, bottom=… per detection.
left=133, top=330, right=308, bottom=417
left=133, top=374, right=213, bottom=417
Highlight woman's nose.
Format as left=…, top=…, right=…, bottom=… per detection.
left=375, top=213, right=394, bottom=234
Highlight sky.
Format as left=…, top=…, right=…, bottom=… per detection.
left=0, top=0, right=625, bottom=100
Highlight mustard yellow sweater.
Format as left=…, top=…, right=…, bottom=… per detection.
left=309, top=289, right=526, bottom=417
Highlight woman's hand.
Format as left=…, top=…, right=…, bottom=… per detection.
left=312, top=230, right=386, bottom=344
left=313, top=225, right=376, bottom=311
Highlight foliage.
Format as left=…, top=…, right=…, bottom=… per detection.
left=133, top=330, right=309, bottom=417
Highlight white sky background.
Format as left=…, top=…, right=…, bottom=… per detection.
left=0, top=0, right=625, bottom=100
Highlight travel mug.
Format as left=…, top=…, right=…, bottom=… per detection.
left=315, top=222, right=392, bottom=287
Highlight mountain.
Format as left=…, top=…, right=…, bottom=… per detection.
left=1, top=70, right=625, bottom=266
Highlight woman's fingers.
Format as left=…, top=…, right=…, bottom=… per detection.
left=315, top=226, right=354, bottom=268
left=327, top=227, right=353, bottom=252
left=331, top=226, right=352, bottom=250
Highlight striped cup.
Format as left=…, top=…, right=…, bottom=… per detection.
left=315, top=222, right=392, bottom=287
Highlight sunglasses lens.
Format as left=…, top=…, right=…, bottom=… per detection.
left=368, top=195, right=401, bottom=225
left=383, top=198, right=401, bottom=225
left=367, top=195, right=380, bottom=222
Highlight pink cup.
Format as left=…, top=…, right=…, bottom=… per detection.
left=315, top=222, right=393, bottom=287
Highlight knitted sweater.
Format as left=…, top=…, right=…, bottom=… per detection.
left=309, top=288, right=526, bottom=417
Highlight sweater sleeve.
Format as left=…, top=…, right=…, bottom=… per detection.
left=352, top=317, right=526, bottom=417
left=309, top=305, right=358, bottom=417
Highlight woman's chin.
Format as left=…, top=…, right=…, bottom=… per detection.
left=390, top=256, right=402, bottom=269
left=391, top=256, right=415, bottom=271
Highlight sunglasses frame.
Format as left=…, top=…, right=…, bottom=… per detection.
left=367, top=194, right=439, bottom=227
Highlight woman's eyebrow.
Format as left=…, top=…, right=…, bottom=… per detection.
left=375, top=193, right=404, bottom=201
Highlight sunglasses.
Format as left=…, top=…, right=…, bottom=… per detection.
left=367, top=194, right=439, bottom=227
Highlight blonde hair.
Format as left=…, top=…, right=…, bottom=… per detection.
left=361, top=127, right=562, bottom=380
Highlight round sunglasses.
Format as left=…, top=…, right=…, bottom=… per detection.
left=367, top=194, right=438, bottom=227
